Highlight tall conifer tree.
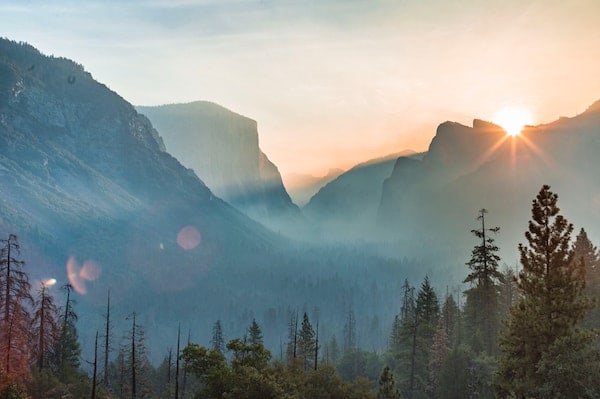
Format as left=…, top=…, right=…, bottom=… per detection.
left=211, top=320, right=224, bottom=354
left=298, top=312, right=316, bottom=371
left=247, top=319, right=263, bottom=345
left=32, top=283, right=59, bottom=370
left=0, top=234, right=33, bottom=380
left=496, top=185, right=599, bottom=397
left=573, top=228, right=600, bottom=326
left=463, top=209, right=503, bottom=355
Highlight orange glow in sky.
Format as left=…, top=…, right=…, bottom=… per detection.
left=493, top=106, right=533, bottom=137
left=3, top=1, right=600, bottom=177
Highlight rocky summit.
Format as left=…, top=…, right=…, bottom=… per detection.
left=137, top=102, right=302, bottom=233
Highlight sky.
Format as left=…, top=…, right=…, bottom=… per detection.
left=2, top=0, right=600, bottom=178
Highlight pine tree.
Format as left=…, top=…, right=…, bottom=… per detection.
left=573, top=228, right=600, bottom=326
left=428, top=319, right=449, bottom=398
left=389, top=315, right=402, bottom=354
left=400, top=279, right=415, bottom=321
left=211, top=320, right=224, bottom=354
left=343, top=308, right=356, bottom=353
left=123, top=313, right=153, bottom=399
left=247, top=319, right=263, bottom=345
left=50, top=283, right=81, bottom=382
left=32, top=283, right=59, bottom=370
left=297, top=312, right=316, bottom=371
left=416, top=276, right=439, bottom=326
left=498, top=265, right=519, bottom=319
left=463, top=209, right=503, bottom=356
left=285, top=311, right=298, bottom=364
left=378, top=366, right=402, bottom=399
left=496, top=185, right=599, bottom=397
left=410, top=276, right=439, bottom=398
left=440, top=294, right=459, bottom=348
left=0, top=234, right=33, bottom=381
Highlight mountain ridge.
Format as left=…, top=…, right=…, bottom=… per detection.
left=137, top=101, right=303, bottom=233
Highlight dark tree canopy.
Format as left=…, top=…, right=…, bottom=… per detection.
left=496, top=185, right=599, bottom=398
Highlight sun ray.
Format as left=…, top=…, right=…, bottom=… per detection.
left=472, top=134, right=509, bottom=168
left=493, top=106, right=533, bottom=136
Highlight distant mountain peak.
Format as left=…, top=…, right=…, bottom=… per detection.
left=137, top=101, right=302, bottom=231
left=584, top=98, right=600, bottom=114
left=472, top=118, right=505, bottom=133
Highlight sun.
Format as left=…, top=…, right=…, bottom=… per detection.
left=492, top=106, right=533, bottom=136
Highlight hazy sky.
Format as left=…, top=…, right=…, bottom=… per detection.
left=3, top=0, right=600, bottom=177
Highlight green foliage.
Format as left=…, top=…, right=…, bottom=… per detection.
left=0, top=383, right=25, bottom=399
left=297, top=313, right=315, bottom=371
left=227, top=338, right=271, bottom=370
left=536, top=331, right=600, bottom=397
left=436, top=346, right=495, bottom=399
left=337, top=348, right=383, bottom=387
left=496, top=185, right=598, bottom=397
left=182, top=339, right=375, bottom=399
left=211, top=320, right=225, bottom=354
left=463, top=209, right=503, bottom=356
left=377, top=366, right=401, bottom=399
left=181, top=343, right=232, bottom=397
left=32, top=285, right=59, bottom=370
left=415, top=276, right=439, bottom=325
left=574, top=228, right=600, bottom=326
left=247, top=318, right=263, bottom=345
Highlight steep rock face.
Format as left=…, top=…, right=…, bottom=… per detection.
left=303, top=151, right=417, bottom=237
left=377, top=107, right=600, bottom=259
left=137, top=102, right=302, bottom=231
left=0, top=39, right=280, bottom=355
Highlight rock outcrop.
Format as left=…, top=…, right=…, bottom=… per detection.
left=137, top=102, right=302, bottom=232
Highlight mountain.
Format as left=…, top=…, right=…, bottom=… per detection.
left=0, top=39, right=426, bottom=363
left=284, top=168, right=344, bottom=207
left=136, top=102, right=302, bottom=232
left=0, top=38, right=286, bottom=356
left=378, top=107, right=600, bottom=261
left=303, top=151, right=418, bottom=239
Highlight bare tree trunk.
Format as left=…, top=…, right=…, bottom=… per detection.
left=131, top=313, right=137, bottom=399
left=175, top=324, right=180, bottom=399
left=104, top=289, right=111, bottom=386
left=92, top=331, right=98, bottom=399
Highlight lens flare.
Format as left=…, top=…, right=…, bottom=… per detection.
left=66, top=256, right=102, bottom=295
left=177, top=226, right=202, bottom=250
left=43, top=278, right=57, bottom=287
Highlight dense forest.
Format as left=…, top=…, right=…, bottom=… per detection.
left=1, top=184, right=600, bottom=398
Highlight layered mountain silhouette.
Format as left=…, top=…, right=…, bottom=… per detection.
left=3, top=36, right=600, bottom=361
left=0, top=38, right=284, bottom=353
left=302, top=104, right=600, bottom=261
left=284, top=168, right=344, bottom=207
left=377, top=109, right=600, bottom=260
left=0, top=39, right=411, bottom=360
left=303, top=151, right=418, bottom=238
left=137, top=102, right=302, bottom=232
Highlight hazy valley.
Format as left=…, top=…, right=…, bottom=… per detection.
left=2, top=37, right=600, bottom=398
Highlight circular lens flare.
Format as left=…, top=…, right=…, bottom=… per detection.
left=177, top=226, right=202, bottom=250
